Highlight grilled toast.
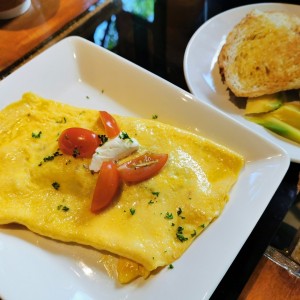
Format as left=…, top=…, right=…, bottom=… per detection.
left=218, top=9, right=300, bottom=98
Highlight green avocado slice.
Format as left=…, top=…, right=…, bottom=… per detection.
left=269, top=102, right=300, bottom=130
left=246, top=114, right=300, bottom=144
left=245, top=93, right=283, bottom=115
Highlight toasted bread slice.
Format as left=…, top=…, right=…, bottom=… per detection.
left=218, top=9, right=300, bottom=98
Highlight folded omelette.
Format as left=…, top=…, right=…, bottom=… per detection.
left=0, top=93, right=244, bottom=282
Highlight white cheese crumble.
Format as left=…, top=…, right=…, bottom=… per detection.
left=89, top=132, right=139, bottom=172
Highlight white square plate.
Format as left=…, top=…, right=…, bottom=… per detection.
left=0, top=36, right=289, bottom=300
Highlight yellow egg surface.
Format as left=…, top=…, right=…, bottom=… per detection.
left=0, top=93, right=244, bottom=279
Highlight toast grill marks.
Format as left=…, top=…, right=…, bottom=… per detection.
left=218, top=10, right=300, bottom=98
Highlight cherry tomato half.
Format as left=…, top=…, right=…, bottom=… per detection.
left=99, top=111, right=120, bottom=138
left=91, top=161, right=120, bottom=213
left=58, top=127, right=101, bottom=158
left=118, top=153, right=168, bottom=183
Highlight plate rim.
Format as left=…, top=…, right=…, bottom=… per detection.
left=183, top=2, right=300, bottom=163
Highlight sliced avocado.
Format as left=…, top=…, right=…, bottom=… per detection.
left=285, top=101, right=300, bottom=109
left=269, top=101, right=300, bottom=130
left=245, top=93, right=283, bottom=115
left=246, top=114, right=300, bottom=144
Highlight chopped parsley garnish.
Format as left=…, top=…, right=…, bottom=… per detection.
left=168, top=264, right=174, bottom=269
left=39, top=150, right=63, bottom=166
left=72, top=147, right=80, bottom=158
left=200, top=224, right=206, bottom=228
left=147, top=191, right=159, bottom=204
left=152, top=114, right=158, bottom=119
left=32, top=131, right=42, bottom=138
left=176, top=207, right=185, bottom=219
left=165, top=212, right=173, bottom=220
left=86, top=95, right=90, bottom=99
left=56, top=117, right=67, bottom=124
left=43, top=155, right=55, bottom=162
left=191, top=230, right=197, bottom=237
left=119, top=131, right=133, bottom=142
left=176, top=226, right=188, bottom=242
left=57, top=205, right=69, bottom=212
left=177, top=207, right=182, bottom=216
left=130, top=208, right=136, bottom=215
left=52, top=182, right=60, bottom=190
left=98, top=134, right=108, bottom=144
left=177, top=226, right=184, bottom=234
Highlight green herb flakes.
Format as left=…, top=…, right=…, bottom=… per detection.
left=152, top=114, right=158, bottom=119
left=177, top=207, right=182, bottom=216
left=177, top=207, right=185, bottom=219
left=57, top=205, right=69, bottom=212
left=72, top=147, right=80, bottom=158
left=98, top=134, right=108, bottom=144
left=191, top=230, right=197, bottom=237
left=152, top=191, right=160, bottom=197
left=130, top=208, right=136, bottom=215
left=32, top=131, right=42, bottom=138
left=56, top=117, right=67, bottom=124
left=39, top=151, right=62, bottom=166
left=119, top=131, right=133, bottom=142
left=168, top=264, right=174, bottom=269
left=165, top=212, right=173, bottom=220
left=52, top=182, right=60, bottom=190
left=176, top=226, right=188, bottom=242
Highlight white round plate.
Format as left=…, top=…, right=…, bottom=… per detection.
left=184, top=3, right=300, bottom=163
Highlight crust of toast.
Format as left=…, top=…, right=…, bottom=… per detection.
left=218, top=9, right=300, bottom=98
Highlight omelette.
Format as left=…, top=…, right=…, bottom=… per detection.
left=0, top=92, right=244, bottom=282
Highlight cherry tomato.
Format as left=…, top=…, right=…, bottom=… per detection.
left=58, top=127, right=101, bottom=158
left=91, top=161, right=120, bottom=213
left=99, top=111, right=120, bottom=138
left=118, top=153, right=168, bottom=183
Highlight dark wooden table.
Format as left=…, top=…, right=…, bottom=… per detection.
left=0, top=0, right=121, bottom=77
